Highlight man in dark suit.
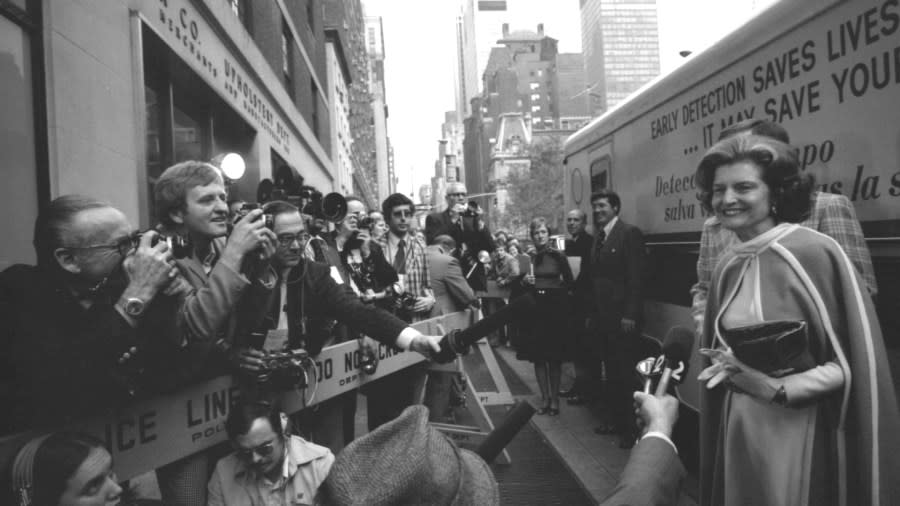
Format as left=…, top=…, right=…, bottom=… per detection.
left=600, top=391, right=685, bottom=506
left=588, top=190, right=646, bottom=448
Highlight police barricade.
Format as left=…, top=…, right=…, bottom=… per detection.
left=0, top=309, right=477, bottom=481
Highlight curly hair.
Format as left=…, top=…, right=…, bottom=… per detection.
left=696, top=135, right=814, bottom=224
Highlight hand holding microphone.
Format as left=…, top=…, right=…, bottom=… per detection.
left=654, top=326, right=694, bottom=396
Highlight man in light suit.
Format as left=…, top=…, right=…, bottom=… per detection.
left=600, top=392, right=685, bottom=506
left=426, top=235, right=479, bottom=317
left=424, top=234, right=479, bottom=421
left=589, top=189, right=646, bottom=448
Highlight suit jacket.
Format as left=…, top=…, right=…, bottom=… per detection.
left=600, top=436, right=685, bottom=506
left=0, top=264, right=179, bottom=431
left=426, top=245, right=477, bottom=317
left=589, top=219, right=645, bottom=332
left=424, top=209, right=495, bottom=253
left=242, top=259, right=409, bottom=355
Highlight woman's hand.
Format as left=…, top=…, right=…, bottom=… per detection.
left=699, top=348, right=779, bottom=401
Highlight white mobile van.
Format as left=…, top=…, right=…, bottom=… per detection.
left=564, top=0, right=900, bottom=417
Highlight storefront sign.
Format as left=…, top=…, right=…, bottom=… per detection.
left=141, top=0, right=301, bottom=157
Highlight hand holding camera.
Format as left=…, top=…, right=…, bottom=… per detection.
left=223, top=208, right=277, bottom=271
left=121, top=231, right=178, bottom=302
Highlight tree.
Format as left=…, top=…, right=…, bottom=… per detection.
left=499, top=134, right=566, bottom=237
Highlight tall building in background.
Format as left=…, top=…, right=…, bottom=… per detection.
left=324, top=28, right=354, bottom=197
left=365, top=16, right=393, bottom=201
left=581, top=0, right=660, bottom=116
left=324, top=0, right=378, bottom=207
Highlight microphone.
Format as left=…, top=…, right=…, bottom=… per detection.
left=635, top=356, right=660, bottom=394
left=432, top=293, right=538, bottom=363
left=654, top=327, right=694, bottom=397
left=474, top=401, right=536, bottom=462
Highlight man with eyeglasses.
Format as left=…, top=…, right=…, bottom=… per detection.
left=234, top=201, right=443, bottom=450
left=208, top=398, right=334, bottom=506
left=0, top=195, right=181, bottom=433
left=424, top=182, right=495, bottom=288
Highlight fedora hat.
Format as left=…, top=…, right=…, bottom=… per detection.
left=320, top=405, right=499, bottom=505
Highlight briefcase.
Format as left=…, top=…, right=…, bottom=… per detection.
left=721, top=320, right=816, bottom=378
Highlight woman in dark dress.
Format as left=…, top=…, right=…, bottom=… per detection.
left=519, top=218, right=573, bottom=415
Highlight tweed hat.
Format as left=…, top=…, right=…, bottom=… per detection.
left=320, top=405, right=499, bottom=505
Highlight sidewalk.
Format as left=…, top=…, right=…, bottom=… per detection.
left=492, top=345, right=698, bottom=506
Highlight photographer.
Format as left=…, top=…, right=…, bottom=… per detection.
left=234, top=201, right=443, bottom=449
left=153, top=160, right=279, bottom=505
left=0, top=195, right=181, bottom=434
left=425, top=183, right=495, bottom=291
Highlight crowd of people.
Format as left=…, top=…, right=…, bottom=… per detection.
left=2, top=118, right=900, bottom=505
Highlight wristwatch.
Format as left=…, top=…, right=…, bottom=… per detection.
left=771, top=385, right=788, bottom=406
left=123, top=297, right=146, bottom=318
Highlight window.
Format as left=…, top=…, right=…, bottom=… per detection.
left=531, top=105, right=541, bottom=112
left=311, top=78, right=319, bottom=139
left=590, top=156, right=610, bottom=193
left=536, top=69, right=543, bottom=77
left=530, top=93, right=540, bottom=101
left=282, top=20, right=294, bottom=100
left=0, top=1, right=47, bottom=269
left=229, top=0, right=252, bottom=33
left=529, top=82, right=539, bottom=90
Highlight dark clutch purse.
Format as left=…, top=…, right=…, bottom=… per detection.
left=721, top=320, right=816, bottom=378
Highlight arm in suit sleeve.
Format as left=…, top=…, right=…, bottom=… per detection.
left=444, top=257, right=478, bottom=308
left=600, top=437, right=685, bottom=506
left=311, top=263, right=408, bottom=346
left=175, top=260, right=254, bottom=342
left=623, top=226, right=645, bottom=321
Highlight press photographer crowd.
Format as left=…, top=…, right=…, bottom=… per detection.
left=2, top=120, right=900, bottom=506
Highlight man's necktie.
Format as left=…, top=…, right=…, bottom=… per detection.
left=394, top=239, right=407, bottom=274
left=593, top=230, right=606, bottom=262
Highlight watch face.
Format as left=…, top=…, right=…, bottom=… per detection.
left=125, top=298, right=145, bottom=316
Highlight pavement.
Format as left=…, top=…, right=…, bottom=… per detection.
left=490, top=345, right=699, bottom=506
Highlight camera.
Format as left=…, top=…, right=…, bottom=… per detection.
left=239, top=203, right=275, bottom=230
left=256, top=349, right=310, bottom=390
left=358, top=216, right=374, bottom=230
left=148, top=233, right=191, bottom=259
left=358, top=341, right=379, bottom=375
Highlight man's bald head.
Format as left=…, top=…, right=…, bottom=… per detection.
left=445, top=183, right=468, bottom=209
left=566, top=209, right=587, bottom=236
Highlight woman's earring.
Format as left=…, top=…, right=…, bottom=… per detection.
left=770, top=203, right=777, bottom=216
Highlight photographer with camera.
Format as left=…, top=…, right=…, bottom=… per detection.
left=152, top=160, right=280, bottom=505
left=424, top=183, right=495, bottom=291
left=0, top=195, right=184, bottom=434
left=235, top=201, right=443, bottom=449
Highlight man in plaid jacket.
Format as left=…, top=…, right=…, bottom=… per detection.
left=366, top=193, right=436, bottom=430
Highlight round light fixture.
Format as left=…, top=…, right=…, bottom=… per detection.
left=218, top=152, right=246, bottom=180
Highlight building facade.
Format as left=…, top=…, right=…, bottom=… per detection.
left=365, top=15, right=392, bottom=202
left=581, top=0, right=661, bottom=115
left=0, top=0, right=343, bottom=269
left=325, top=29, right=353, bottom=197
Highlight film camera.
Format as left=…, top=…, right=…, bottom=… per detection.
left=255, top=349, right=311, bottom=390
left=358, top=215, right=374, bottom=230
left=461, top=201, right=481, bottom=218
left=145, top=232, right=191, bottom=259
left=238, top=203, right=275, bottom=229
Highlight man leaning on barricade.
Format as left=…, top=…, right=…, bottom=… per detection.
left=0, top=195, right=187, bottom=435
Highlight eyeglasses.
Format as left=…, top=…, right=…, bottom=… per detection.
left=64, top=231, right=141, bottom=257
left=392, top=210, right=413, bottom=218
left=276, top=233, right=310, bottom=246
left=236, top=439, right=278, bottom=460
left=447, top=192, right=467, bottom=198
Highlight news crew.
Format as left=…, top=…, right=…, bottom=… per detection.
left=236, top=202, right=441, bottom=450
left=0, top=195, right=181, bottom=434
